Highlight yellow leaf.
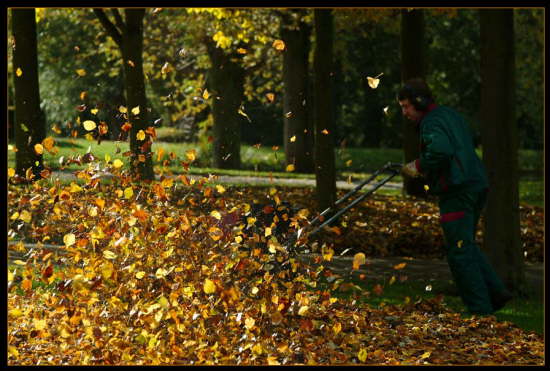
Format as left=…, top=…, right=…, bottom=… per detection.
left=42, top=137, right=55, bottom=151
left=63, top=233, right=76, bottom=247
left=216, top=184, right=226, bottom=194
left=203, top=279, right=216, bottom=294
left=70, top=182, right=83, bottom=193
left=131, top=106, right=140, bottom=115
left=34, top=319, right=47, bottom=330
left=8, top=345, right=19, bottom=357
left=136, top=130, right=146, bottom=141
left=161, top=62, right=172, bottom=74
left=100, top=262, right=114, bottom=279
left=298, top=305, right=309, bottom=316
left=389, top=276, right=396, bottom=285
left=420, top=351, right=431, bottom=359
left=289, top=135, right=296, bottom=142
left=358, top=348, right=368, bottom=362
left=333, top=322, right=342, bottom=335
left=16, top=67, right=23, bottom=77
left=267, top=356, right=280, bottom=365
left=155, top=267, right=168, bottom=279
left=90, top=108, right=99, bottom=115
left=265, top=227, right=272, bottom=237
left=346, top=160, right=353, bottom=167
left=235, top=236, right=243, bottom=243
left=286, top=164, right=295, bottom=172
left=237, top=48, right=247, bottom=54
left=88, top=206, right=98, bottom=217
left=266, top=93, right=275, bottom=102
left=119, top=105, right=128, bottom=114
left=202, top=89, right=210, bottom=100
left=245, top=317, right=255, bottom=329
left=76, top=69, right=87, bottom=76
left=113, top=159, right=124, bottom=169
left=14, top=260, right=27, bottom=266
left=272, top=39, right=286, bottom=50
left=83, top=120, right=96, bottom=131
left=124, top=187, right=134, bottom=199
left=352, top=252, right=366, bottom=270
left=135, top=271, right=146, bottom=279
left=321, top=129, right=329, bottom=135
left=424, top=184, right=430, bottom=192
left=103, top=250, right=117, bottom=260
left=211, top=210, right=222, bottom=220
left=8, top=168, right=16, bottom=178
left=383, top=106, right=389, bottom=115
left=34, top=143, right=44, bottom=154
left=457, top=240, right=463, bottom=248
left=185, top=149, right=196, bottom=162
left=19, top=210, right=32, bottom=223
left=367, top=76, right=380, bottom=89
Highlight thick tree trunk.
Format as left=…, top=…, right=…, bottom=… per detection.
left=400, top=9, right=426, bottom=196
left=206, top=41, right=244, bottom=170
left=313, top=9, right=336, bottom=213
left=123, top=9, right=154, bottom=181
left=281, top=11, right=314, bottom=173
left=479, top=9, right=525, bottom=295
left=12, top=8, right=46, bottom=179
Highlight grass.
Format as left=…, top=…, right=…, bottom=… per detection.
left=8, top=137, right=543, bottom=206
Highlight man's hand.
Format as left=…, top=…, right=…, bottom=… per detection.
left=401, top=160, right=420, bottom=178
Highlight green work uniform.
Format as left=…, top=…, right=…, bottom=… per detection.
left=416, top=105, right=509, bottom=315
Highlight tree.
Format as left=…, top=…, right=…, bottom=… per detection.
left=400, top=9, right=427, bottom=196
left=205, top=38, right=245, bottom=169
left=280, top=9, right=314, bottom=173
left=11, top=8, right=46, bottom=180
left=93, top=8, right=154, bottom=180
left=313, top=9, right=336, bottom=212
left=479, top=9, right=525, bottom=295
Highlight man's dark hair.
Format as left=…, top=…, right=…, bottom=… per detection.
left=398, top=78, right=434, bottom=111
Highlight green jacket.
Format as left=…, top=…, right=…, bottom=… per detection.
left=416, top=105, right=488, bottom=196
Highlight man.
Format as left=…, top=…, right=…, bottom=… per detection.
left=398, top=78, right=513, bottom=315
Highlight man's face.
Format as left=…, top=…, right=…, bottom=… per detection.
left=399, top=98, right=423, bottom=122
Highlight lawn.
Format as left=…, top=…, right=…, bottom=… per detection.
left=7, top=137, right=544, bottom=206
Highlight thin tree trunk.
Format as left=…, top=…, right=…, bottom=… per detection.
left=281, top=10, right=313, bottom=173
left=206, top=41, right=244, bottom=170
left=313, top=9, right=336, bottom=212
left=123, top=9, right=154, bottom=180
left=400, top=9, right=426, bottom=196
left=479, top=9, right=525, bottom=295
left=12, top=8, right=46, bottom=179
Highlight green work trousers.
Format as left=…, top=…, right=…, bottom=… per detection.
left=439, top=190, right=509, bottom=315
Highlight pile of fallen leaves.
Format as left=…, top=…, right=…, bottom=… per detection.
left=7, top=168, right=544, bottom=365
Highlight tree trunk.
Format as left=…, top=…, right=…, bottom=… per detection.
left=93, top=8, right=153, bottom=180
left=479, top=9, right=525, bottom=295
left=12, top=8, right=46, bottom=179
left=206, top=41, right=244, bottom=170
left=313, top=9, right=336, bottom=213
left=123, top=9, right=154, bottom=181
left=281, top=10, right=314, bottom=173
left=400, top=9, right=426, bottom=196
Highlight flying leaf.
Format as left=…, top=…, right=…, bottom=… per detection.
left=91, top=108, right=99, bottom=115
left=321, top=129, right=329, bottom=135
left=204, top=279, right=216, bottom=294
left=136, top=130, right=146, bottom=141
left=124, top=187, right=134, bottom=199
left=202, top=89, right=210, bottom=100
left=63, top=233, right=76, bottom=247
left=119, top=106, right=128, bottom=114
left=103, top=250, right=117, bottom=260
left=266, top=93, right=275, bottom=102
left=367, top=76, right=380, bottom=89
left=286, top=164, right=295, bottom=172
left=185, top=149, right=196, bottom=162
left=131, top=106, right=140, bottom=115
left=16, top=68, right=23, bottom=77
left=383, top=106, right=389, bottom=115
left=272, top=39, right=286, bottom=51
left=8, top=168, right=15, bottom=178
left=352, top=252, right=366, bottom=270
left=76, top=69, right=87, bottom=76
left=393, top=262, right=407, bottom=270
left=238, top=106, right=251, bottom=122
left=34, top=143, right=44, bottom=155
left=215, top=184, right=226, bottom=194
left=289, top=135, right=296, bottom=143
left=83, top=120, right=97, bottom=131
left=112, top=159, right=124, bottom=169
